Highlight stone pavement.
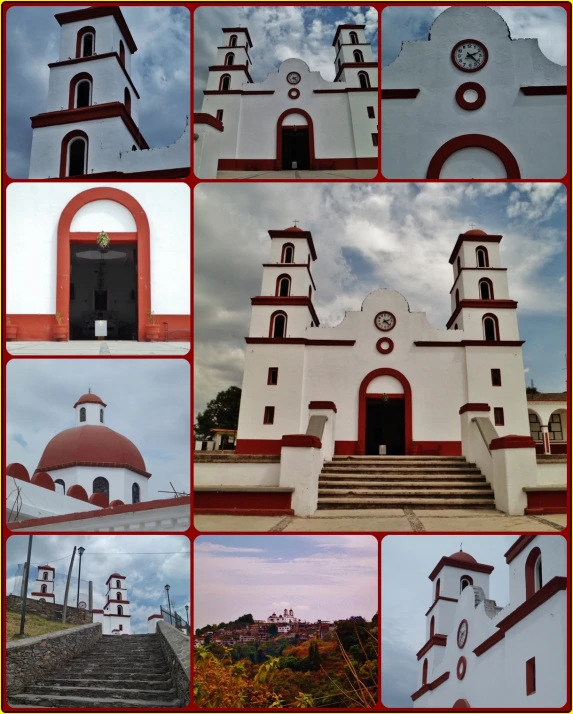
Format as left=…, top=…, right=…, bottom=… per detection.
left=195, top=508, right=566, bottom=533
left=216, top=169, right=377, bottom=180
left=6, top=341, right=190, bottom=356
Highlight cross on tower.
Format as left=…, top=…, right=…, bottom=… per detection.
left=293, top=219, right=299, bottom=227
left=88, top=387, right=91, bottom=393
left=469, top=223, right=475, bottom=230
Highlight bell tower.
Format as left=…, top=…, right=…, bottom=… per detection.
left=73, top=390, right=107, bottom=426
left=30, top=565, right=56, bottom=602
left=104, top=573, right=131, bottom=635
left=205, top=28, right=253, bottom=92
left=29, top=6, right=148, bottom=178
left=332, top=24, right=377, bottom=87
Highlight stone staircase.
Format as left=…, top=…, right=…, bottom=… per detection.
left=317, top=456, right=496, bottom=509
left=10, top=634, right=181, bottom=708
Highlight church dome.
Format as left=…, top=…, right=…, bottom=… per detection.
left=36, top=425, right=150, bottom=477
left=74, top=392, right=107, bottom=408
left=283, top=225, right=303, bottom=232
left=463, top=229, right=487, bottom=235
left=448, top=551, right=477, bottom=563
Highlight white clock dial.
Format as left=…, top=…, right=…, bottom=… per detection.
left=457, top=620, right=468, bottom=648
left=287, top=72, right=301, bottom=85
left=452, top=40, right=488, bottom=72
left=374, top=311, right=396, bottom=332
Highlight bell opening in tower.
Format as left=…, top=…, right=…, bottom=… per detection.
left=365, top=396, right=405, bottom=455
left=70, top=243, right=138, bottom=340
left=282, top=127, right=310, bottom=170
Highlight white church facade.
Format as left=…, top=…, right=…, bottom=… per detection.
left=411, top=537, right=567, bottom=708
left=28, top=6, right=189, bottom=179
left=194, top=24, right=378, bottom=177
left=382, top=6, right=566, bottom=179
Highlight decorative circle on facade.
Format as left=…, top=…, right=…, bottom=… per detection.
left=455, top=82, right=486, bottom=111
left=288, top=88, right=300, bottom=99
left=457, top=656, right=467, bottom=680
left=287, top=71, right=301, bottom=85
left=451, top=40, right=488, bottom=72
left=376, top=337, right=394, bottom=355
left=374, top=311, right=397, bottom=332
left=457, top=619, right=469, bottom=649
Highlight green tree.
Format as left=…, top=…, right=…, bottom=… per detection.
left=307, top=640, right=321, bottom=671
left=195, top=386, right=241, bottom=439
left=268, top=623, right=278, bottom=636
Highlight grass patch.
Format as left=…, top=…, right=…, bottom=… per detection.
left=6, top=610, right=78, bottom=640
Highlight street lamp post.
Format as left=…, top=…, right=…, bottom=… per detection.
left=76, top=547, right=85, bottom=608
left=165, top=584, right=172, bottom=622
left=185, top=604, right=189, bottom=633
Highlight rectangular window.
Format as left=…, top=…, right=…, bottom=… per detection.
left=549, top=413, right=563, bottom=440
left=491, top=369, right=502, bottom=386
left=268, top=368, right=278, bottom=385
left=526, top=657, right=536, bottom=695
left=371, top=133, right=379, bottom=147
left=263, top=406, right=275, bottom=424
left=367, top=105, right=375, bottom=118
left=529, top=413, right=542, bottom=441
left=494, top=407, right=505, bottom=426
left=216, top=109, right=223, bottom=121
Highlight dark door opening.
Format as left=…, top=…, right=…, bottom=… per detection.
left=70, top=243, right=138, bottom=340
left=365, top=397, right=405, bottom=455
left=281, top=127, right=310, bottom=170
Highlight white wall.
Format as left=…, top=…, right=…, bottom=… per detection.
left=59, top=15, right=133, bottom=76
left=46, top=465, right=150, bottom=505
left=194, top=462, right=280, bottom=487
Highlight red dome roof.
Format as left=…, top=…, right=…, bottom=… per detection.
left=74, top=393, right=107, bottom=408
left=36, top=425, right=150, bottom=477
left=463, top=229, right=487, bottom=236
left=283, top=225, right=303, bottom=232
left=448, top=551, right=477, bottom=564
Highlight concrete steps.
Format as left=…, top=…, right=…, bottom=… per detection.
left=317, top=456, right=495, bottom=510
left=9, top=634, right=181, bottom=708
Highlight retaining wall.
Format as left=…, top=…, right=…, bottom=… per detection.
left=157, top=620, right=190, bottom=706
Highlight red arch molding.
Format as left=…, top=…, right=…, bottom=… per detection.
left=426, top=134, right=521, bottom=179
left=276, top=108, right=315, bottom=170
left=68, top=72, right=93, bottom=110
left=358, top=368, right=412, bottom=455
left=59, top=130, right=89, bottom=178
left=57, top=187, right=151, bottom=341
left=453, top=699, right=471, bottom=709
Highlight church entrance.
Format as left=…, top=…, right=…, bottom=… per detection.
left=365, top=396, right=405, bottom=455
left=69, top=243, right=138, bottom=340
left=281, top=127, right=310, bottom=170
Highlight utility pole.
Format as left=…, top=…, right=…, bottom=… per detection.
left=19, top=536, right=33, bottom=637
left=76, top=547, right=85, bottom=608
left=88, top=581, right=93, bottom=612
left=62, top=547, right=76, bottom=624
left=165, top=584, right=172, bottom=622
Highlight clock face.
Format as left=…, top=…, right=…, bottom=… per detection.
left=287, top=72, right=301, bottom=85
left=78, top=601, right=87, bottom=609
left=374, top=311, right=396, bottom=332
left=457, top=619, right=468, bottom=648
left=452, top=40, right=488, bottom=72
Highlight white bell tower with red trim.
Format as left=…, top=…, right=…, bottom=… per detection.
left=205, top=28, right=253, bottom=92
left=332, top=24, right=377, bottom=87
left=30, top=565, right=56, bottom=602
left=93, top=573, right=131, bottom=635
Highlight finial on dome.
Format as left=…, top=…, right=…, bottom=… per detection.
left=88, top=387, right=91, bottom=393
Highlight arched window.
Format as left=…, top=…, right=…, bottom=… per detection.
left=454, top=323, right=459, bottom=330
left=54, top=478, right=65, bottom=494
left=429, top=616, right=435, bottom=638
left=43, top=572, right=48, bottom=580
left=282, top=244, right=295, bottom=263
left=76, top=79, right=92, bottom=108
left=77, top=27, right=96, bottom=58
left=117, top=592, right=122, bottom=600
left=476, top=246, right=489, bottom=267
left=549, top=411, right=564, bottom=441
left=525, top=547, right=542, bottom=599
left=483, top=314, right=499, bottom=341
left=93, top=477, right=109, bottom=497
left=460, top=575, right=473, bottom=592
left=456, top=256, right=461, bottom=274
left=435, top=578, right=440, bottom=600
left=66, top=136, right=88, bottom=177
left=276, top=275, right=291, bottom=297
left=479, top=278, right=494, bottom=300
left=100, top=409, right=104, bottom=423
left=80, top=407, right=86, bottom=422
left=225, top=52, right=235, bottom=66
left=124, top=88, right=131, bottom=115
left=349, top=31, right=359, bottom=44
left=116, top=580, right=121, bottom=589
left=219, top=74, right=231, bottom=91
left=132, top=482, right=140, bottom=504
left=422, top=658, right=428, bottom=684
left=358, top=72, right=370, bottom=89
left=229, top=35, right=237, bottom=47
left=41, top=584, right=47, bottom=593
left=270, top=312, right=287, bottom=338
left=353, top=49, right=364, bottom=62
left=117, top=605, right=123, bottom=615
left=529, top=411, right=542, bottom=441
left=119, top=40, right=125, bottom=67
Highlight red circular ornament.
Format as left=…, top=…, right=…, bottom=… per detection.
left=457, top=656, right=467, bottom=680
left=455, top=82, right=486, bottom=111
left=288, top=88, right=300, bottom=99
left=376, top=337, right=394, bottom=355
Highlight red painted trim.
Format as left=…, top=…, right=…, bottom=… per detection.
left=429, top=557, right=494, bottom=582
left=459, top=403, right=490, bottom=414
left=521, top=85, right=567, bottom=95
left=525, top=490, right=567, bottom=514
left=425, top=596, right=459, bottom=616
left=9, top=496, right=190, bottom=530
left=358, top=368, right=412, bottom=455
left=92, top=609, right=105, bottom=613
left=453, top=699, right=471, bottom=709
left=504, top=535, right=537, bottom=564
left=427, top=135, right=520, bottom=179
left=276, top=108, right=315, bottom=170
left=194, top=491, right=293, bottom=515
left=89, top=492, right=109, bottom=507
left=37, top=565, right=55, bottom=572
left=449, top=234, right=502, bottom=264
left=416, top=634, right=447, bottom=659
left=314, top=88, right=377, bottom=94
left=235, top=439, right=282, bottom=455
left=275, top=273, right=292, bottom=297
left=474, top=576, right=567, bottom=656
left=49, top=53, right=140, bottom=99
left=455, top=82, right=486, bottom=110
left=56, top=7, right=137, bottom=52
left=447, top=299, right=517, bottom=329
left=269, top=229, right=317, bottom=260
left=245, top=337, right=355, bottom=346
left=414, top=340, right=525, bottom=347
left=56, top=188, right=151, bottom=342
left=490, top=435, right=536, bottom=450
left=456, top=656, right=467, bottom=680
left=68, top=72, right=93, bottom=110
left=526, top=657, right=536, bottom=695
left=209, top=64, right=253, bottom=82
left=148, top=614, right=164, bottom=621
left=59, top=130, right=89, bottom=178
left=106, top=574, right=126, bottom=585
left=334, top=441, right=359, bottom=455
left=31, top=592, right=55, bottom=598
left=30, top=472, right=55, bottom=491
left=66, top=484, right=89, bottom=502
left=7, top=463, right=31, bottom=481
left=75, top=26, right=95, bottom=60
left=263, top=263, right=316, bottom=290
left=333, top=62, right=377, bottom=82
left=449, top=269, right=506, bottom=295
left=411, top=671, right=450, bottom=702
left=332, top=24, right=365, bottom=47
left=382, top=89, right=420, bottom=99
left=308, top=401, right=337, bottom=412
left=282, top=434, right=322, bottom=448
left=412, top=441, right=462, bottom=456
left=204, top=90, right=275, bottom=96
left=525, top=547, right=542, bottom=600
left=222, top=27, right=253, bottom=48
left=217, top=157, right=377, bottom=171
left=376, top=337, right=394, bottom=354
left=288, top=88, right=300, bottom=99
left=253, top=296, right=320, bottom=326
left=451, top=39, right=489, bottom=72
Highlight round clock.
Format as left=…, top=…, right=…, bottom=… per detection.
left=287, top=72, right=301, bottom=85
left=457, top=619, right=468, bottom=649
left=452, top=40, right=488, bottom=72
left=374, top=311, right=396, bottom=332
left=78, top=601, right=87, bottom=609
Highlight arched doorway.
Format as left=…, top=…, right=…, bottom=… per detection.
left=276, top=109, right=315, bottom=170
left=358, top=368, right=412, bottom=455
left=426, top=134, right=520, bottom=179
left=57, top=188, right=151, bottom=342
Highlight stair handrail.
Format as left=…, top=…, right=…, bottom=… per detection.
left=472, top=417, right=491, bottom=455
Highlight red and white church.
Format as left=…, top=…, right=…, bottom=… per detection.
left=28, top=6, right=189, bottom=179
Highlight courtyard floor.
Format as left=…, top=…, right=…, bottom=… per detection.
left=6, top=340, right=190, bottom=356
left=216, top=169, right=377, bottom=180
left=195, top=508, right=566, bottom=533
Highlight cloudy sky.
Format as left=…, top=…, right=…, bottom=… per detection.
left=382, top=5, right=566, bottom=66
left=194, top=182, right=566, bottom=416
left=381, top=535, right=529, bottom=707
left=7, top=535, right=190, bottom=635
left=7, top=359, right=190, bottom=497
left=194, top=535, right=378, bottom=629
left=6, top=6, right=190, bottom=178
left=193, top=6, right=377, bottom=109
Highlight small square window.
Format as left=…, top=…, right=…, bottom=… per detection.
left=263, top=406, right=275, bottom=424
left=494, top=407, right=504, bottom=426
left=268, top=368, right=278, bottom=385
left=371, top=133, right=379, bottom=147
left=526, top=657, right=536, bottom=695
left=367, top=106, right=375, bottom=118
left=216, top=109, right=224, bottom=121
left=491, top=369, right=502, bottom=386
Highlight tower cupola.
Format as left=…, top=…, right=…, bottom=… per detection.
left=74, top=389, right=107, bottom=426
